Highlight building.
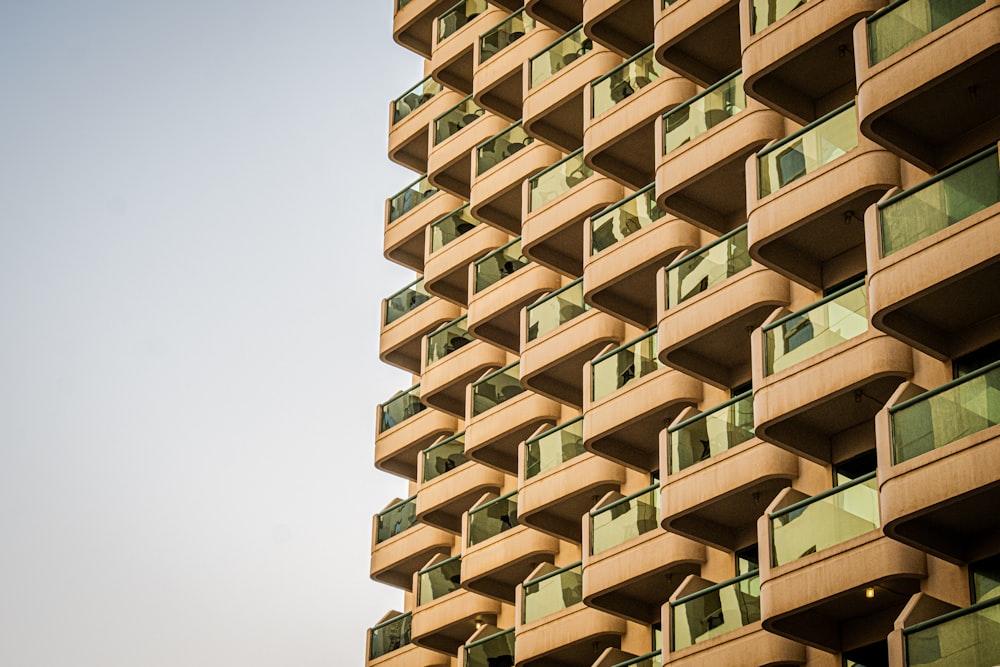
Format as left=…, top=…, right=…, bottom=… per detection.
left=366, top=1, right=1000, bottom=666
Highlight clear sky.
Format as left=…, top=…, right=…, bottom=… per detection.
left=0, top=1, right=425, bottom=664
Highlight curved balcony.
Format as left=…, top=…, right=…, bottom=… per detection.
left=594, top=650, right=661, bottom=667
left=394, top=0, right=464, bottom=59
left=585, top=330, right=703, bottom=471
left=654, top=0, right=741, bottom=87
left=465, top=361, right=563, bottom=473
left=422, top=316, right=507, bottom=417
left=877, top=365, right=1000, bottom=564
left=412, top=555, right=503, bottom=655
left=868, top=146, right=1000, bottom=360
left=381, top=278, right=463, bottom=374
left=585, top=185, right=700, bottom=328
left=857, top=0, right=1000, bottom=171
left=523, top=26, right=623, bottom=152
left=376, top=385, right=459, bottom=481
left=655, top=71, right=785, bottom=236
left=368, top=610, right=450, bottom=667
left=585, top=47, right=697, bottom=190
left=461, top=627, right=516, bottom=667
left=584, top=0, right=656, bottom=57
left=389, top=76, right=464, bottom=173
left=520, top=279, right=626, bottom=407
left=522, top=150, right=627, bottom=277
left=417, top=432, right=506, bottom=534
left=518, top=417, right=627, bottom=542
left=371, top=497, right=454, bottom=589
left=748, top=102, right=901, bottom=290
left=424, top=207, right=510, bottom=307
left=428, top=96, right=509, bottom=199
left=385, top=175, right=464, bottom=273
left=656, top=226, right=790, bottom=389
left=525, top=0, right=584, bottom=32
left=751, top=281, right=914, bottom=465
left=431, top=0, right=507, bottom=95
left=889, top=597, right=1000, bottom=667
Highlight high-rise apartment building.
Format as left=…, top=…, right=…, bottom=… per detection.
left=366, top=1, right=1000, bottom=665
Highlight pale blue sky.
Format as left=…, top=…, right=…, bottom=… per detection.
left=0, top=1, right=424, bottom=664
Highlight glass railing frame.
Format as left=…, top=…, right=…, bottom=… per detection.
left=866, top=0, right=985, bottom=65
left=524, top=415, right=585, bottom=479
left=528, top=23, right=591, bottom=89
left=433, top=93, right=484, bottom=145
left=751, top=0, right=811, bottom=33
left=422, top=431, right=468, bottom=482
left=417, top=554, right=463, bottom=606
left=437, top=0, right=489, bottom=44
left=384, top=277, right=431, bottom=326
left=471, top=360, right=524, bottom=417
left=476, top=120, right=534, bottom=176
left=590, top=481, right=661, bottom=554
left=479, top=7, right=536, bottom=64
left=426, top=314, right=473, bottom=366
left=526, top=277, right=588, bottom=341
left=590, top=183, right=665, bottom=255
left=664, top=223, right=750, bottom=308
left=376, top=495, right=418, bottom=544
left=388, top=174, right=437, bottom=224
left=591, top=328, right=660, bottom=400
left=521, top=561, right=584, bottom=623
left=429, top=203, right=479, bottom=254
left=474, top=236, right=528, bottom=293
left=902, top=594, right=1000, bottom=636
left=612, top=650, right=663, bottom=667
left=667, top=390, right=754, bottom=473
left=669, top=571, right=761, bottom=651
left=369, top=611, right=413, bottom=659
left=379, top=383, right=424, bottom=434
left=392, top=75, right=443, bottom=125
left=591, top=44, right=660, bottom=118
left=467, top=490, right=519, bottom=547
left=464, top=628, right=515, bottom=666
left=528, top=147, right=590, bottom=212
left=661, top=70, right=743, bottom=155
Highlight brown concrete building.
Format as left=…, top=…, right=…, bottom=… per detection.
left=368, top=1, right=1000, bottom=665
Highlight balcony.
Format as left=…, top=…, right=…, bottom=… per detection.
left=876, top=362, right=1000, bottom=563
left=520, top=278, right=626, bottom=407
left=523, top=150, right=627, bottom=276
left=751, top=282, right=914, bottom=465
left=368, top=611, right=450, bottom=666
left=585, top=330, right=703, bottom=471
left=594, top=650, right=661, bottom=667
left=868, top=145, right=1000, bottom=360
left=371, top=497, right=454, bottom=590
left=421, top=316, right=507, bottom=417
left=584, top=0, right=657, bottom=56
left=656, top=225, right=790, bottom=388
left=654, top=0, right=741, bottom=87
left=585, top=47, right=697, bottom=189
left=385, top=175, right=464, bottom=272
left=655, top=70, right=785, bottom=236
left=424, top=206, right=510, bottom=307
left=583, top=484, right=707, bottom=622
left=748, top=102, right=901, bottom=290
left=892, top=597, right=1000, bottom=667
left=525, top=0, right=584, bottom=32
left=431, top=0, right=506, bottom=95
left=468, top=238, right=562, bottom=352
left=375, top=385, right=459, bottom=481
left=428, top=95, right=509, bottom=199
left=857, top=0, right=1000, bottom=171
left=393, top=0, right=463, bottom=59
left=465, top=362, right=563, bottom=473
left=518, top=417, right=626, bottom=541
left=389, top=76, right=463, bottom=173
left=585, top=185, right=700, bottom=328
left=381, top=278, right=463, bottom=374
left=523, top=26, right=623, bottom=152
left=417, top=432, right=505, bottom=534
left=412, top=555, right=503, bottom=655
left=461, top=627, right=515, bottom=667
left=661, top=393, right=800, bottom=551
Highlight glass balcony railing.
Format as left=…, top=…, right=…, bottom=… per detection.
left=438, top=0, right=488, bottom=43
left=889, top=360, right=1000, bottom=464
left=434, top=95, right=485, bottom=145
left=590, top=482, right=661, bottom=554
left=903, top=597, right=1000, bottom=667
left=526, top=278, right=587, bottom=341
left=388, top=174, right=437, bottom=223
left=376, top=496, right=418, bottom=543
left=611, top=651, right=662, bottom=667
left=522, top=562, right=583, bottom=623
left=592, top=330, right=660, bottom=401
left=480, top=8, right=536, bottom=63
left=380, top=384, right=426, bottom=433
left=369, top=612, right=412, bottom=660
left=530, top=25, right=593, bottom=88
left=525, top=416, right=585, bottom=479
left=591, top=184, right=666, bottom=254
left=592, top=45, right=663, bottom=117
left=758, top=102, right=858, bottom=198
left=468, top=492, right=519, bottom=546
left=397, top=0, right=414, bottom=9
left=671, top=572, right=761, bottom=651
left=477, top=121, right=535, bottom=175
left=475, top=237, right=529, bottom=292
left=465, top=628, right=515, bottom=667
left=418, top=555, right=462, bottom=605
left=770, top=472, right=879, bottom=566
left=868, top=0, right=984, bottom=65
left=385, top=278, right=431, bottom=325
left=879, top=146, right=1000, bottom=256
left=426, top=315, right=473, bottom=366
left=669, top=392, right=755, bottom=473
left=471, top=362, right=525, bottom=417
left=430, top=204, right=480, bottom=254
left=423, top=432, right=468, bottom=482
left=763, top=280, right=868, bottom=375
left=663, top=71, right=745, bottom=155
left=529, top=149, right=592, bottom=212
left=393, top=76, right=445, bottom=124
left=751, top=0, right=811, bottom=33
left=666, top=225, right=750, bottom=308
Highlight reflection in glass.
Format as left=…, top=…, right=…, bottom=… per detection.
left=369, top=612, right=412, bottom=659
left=663, top=71, right=745, bottom=154
left=751, top=0, right=810, bottom=33
left=527, top=279, right=587, bottom=341
left=376, top=497, right=418, bottom=543
left=472, top=362, right=524, bottom=417
left=468, top=492, right=519, bottom=546
left=610, top=651, right=662, bottom=667
left=530, top=25, right=592, bottom=88
left=480, top=8, right=536, bottom=63
left=904, top=597, right=1000, bottom=667
left=418, top=556, right=462, bottom=605
left=435, top=95, right=485, bottom=145
left=525, top=417, right=585, bottom=478
left=592, top=330, right=660, bottom=401
left=529, top=149, right=592, bottom=211
left=672, top=573, right=761, bottom=650
left=522, top=563, right=583, bottom=623
left=475, top=238, right=529, bottom=292
left=385, top=278, right=431, bottom=325
left=670, top=392, right=754, bottom=472
left=591, top=483, right=660, bottom=554
left=427, top=316, right=473, bottom=366
left=592, top=46, right=662, bottom=117
left=591, top=185, right=665, bottom=254
left=423, top=432, right=468, bottom=482
left=666, top=226, right=750, bottom=307
left=478, top=122, right=534, bottom=175
left=438, top=0, right=488, bottom=43
left=381, top=385, right=425, bottom=433
left=389, top=174, right=437, bottom=223
left=868, top=0, right=983, bottom=64
left=465, top=628, right=515, bottom=667
left=430, top=205, right=480, bottom=254
left=393, top=76, right=444, bottom=124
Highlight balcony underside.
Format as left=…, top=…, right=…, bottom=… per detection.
left=654, top=0, right=740, bottom=87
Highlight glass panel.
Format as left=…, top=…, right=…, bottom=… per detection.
left=369, top=613, right=412, bottom=659
left=523, top=564, right=583, bottom=623
left=880, top=148, right=1000, bottom=256
left=869, top=0, right=984, bottom=64
left=758, top=104, right=858, bottom=198
left=475, top=238, right=529, bottom=292
left=591, top=484, right=661, bottom=554
left=468, top=493, right=519, bottom=546
left=435, top=95, right=485, bottom=144
left=381, top=385, right=425, bottom=433
left=527, top=279, right=586, bottom=341
left=592, top=47, right=663, bottom=117
left=751, top=0, right=810, bottom=33
left=427, top=316, right=473, bottom=366
left=670, top=393, right=754, bottom=473
left=472, top=363, right=524, bottom=417
left=385, top=278, right=431, bottom=325
left=478, top=122, right=535, bottom=175
left=672, top=574, right=761, bottom=651
left=764, top=283, right=868, bottom=375
left=972, top=555, right=1000, bottom=603
left=663, top=71, right=746, bottom=154
left=438, top=0, right=489, bottom=43
left=430, top=205, right=480, bottom=253
left=530, top=26, right=592, bottom=88
left=481, top=9, right=536, bottom=63
left=418, top=556, right=462, bottom=605
left=423, top=432, right=468, bottom=482
left=525, top=417, right=585, bottom=478
left=465, top=629, right=515, bottom=667
left=666, top=226, right=751, bottom=307
left=891, top=362, right=1000, bottom=464
left=376, top=497, right=417, bottom=543
left=393, top=76, right=444, bottom=124
left=529, top=150, right=592, bottom=211
left=591, top=186, right=666, bottom=254
left=905, top=598, right=1000, bottom=666
left=398, top=0, right=413, bottom=8
left=592, top=331, right=661, bottom=401
left=611, top=651, right=662, bottom=667
left=771, top=474, right=879, bottom=566
left=388, top=174, right=437, bottom=223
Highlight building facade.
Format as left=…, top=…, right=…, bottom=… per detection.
left=367, top=1, right=1000, bottom=665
